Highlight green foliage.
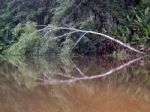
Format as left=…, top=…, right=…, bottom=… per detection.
left=75, top=35, right=97, bottom=55
left=5, top=22, right=40, bottom=55
left=0, top=0, right=150, bottom=55
left=0, top=42, right=9, bottom=53
left=39, top=38, right=60, bottom=56
left=113, top=4, right=150, bottom=47
left=51, top=0, right=73, bottom=25
left=60, top=37, right=74, bottom=56
left=79, top=18, right=96, bottom=30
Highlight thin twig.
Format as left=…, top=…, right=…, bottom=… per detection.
left=48, top=31, right=78, bottom=42
left=72, top=33, right=87, bottom=49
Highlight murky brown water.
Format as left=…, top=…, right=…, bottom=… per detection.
left=0, top=55, right=150, bottom=112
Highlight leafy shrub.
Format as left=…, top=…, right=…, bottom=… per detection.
left=113, top=6, right=150, bottom=47
left=5, top=22, right=40, bottom=55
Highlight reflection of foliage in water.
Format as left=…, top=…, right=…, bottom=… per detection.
left=0, top=56, right=150, bottom=89
left=0, top=56, right=150, bottom=112
left=112, top=59, right=150, bottom=87
left=0, top=56, right=78, bottom=88
left=0, top=56, right=39, bottom=88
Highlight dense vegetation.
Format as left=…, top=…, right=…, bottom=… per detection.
left=0, top=0, right=150, bottom=56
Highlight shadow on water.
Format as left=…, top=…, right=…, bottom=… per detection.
left=0, top=55, right=150, bottom=112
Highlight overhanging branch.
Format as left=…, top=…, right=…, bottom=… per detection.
left=44, top=25, right=146, bottom=54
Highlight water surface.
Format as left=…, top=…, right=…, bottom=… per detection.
left=0, top=56, right=150, bottom=112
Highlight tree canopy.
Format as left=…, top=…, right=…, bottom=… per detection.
left=0, top=0, right=150, bottom=55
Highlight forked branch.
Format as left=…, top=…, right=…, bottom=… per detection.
left=38, top=25, right=145, bottom=54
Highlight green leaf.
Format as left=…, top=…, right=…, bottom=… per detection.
left=127, top=15, right=131, bottom=21
left=145, top=7, right=149, bottom=16
left=0, top=47, right=2, bottom=50
left=136, top=15, right=142, bottom=23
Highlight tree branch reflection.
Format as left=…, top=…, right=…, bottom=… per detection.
left=38, top=56, right=145, bottom=85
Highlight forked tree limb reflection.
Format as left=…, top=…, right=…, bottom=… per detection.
left=38, top=56, right=145, bottom=85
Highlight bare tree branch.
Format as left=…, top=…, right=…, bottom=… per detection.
left=52, top=31, right=78, bottom=41
left=29, top=25, right=146, bottom=55
left=46, top=25, right=145, bottom=54
left=73, top=33, right=87, bottom=49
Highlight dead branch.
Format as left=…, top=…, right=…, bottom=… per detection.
left=29, top=24, right=146, bottom=55
left=45, top=25, right=145, bottom=54
left=73, top=33, right=87, bottom=49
